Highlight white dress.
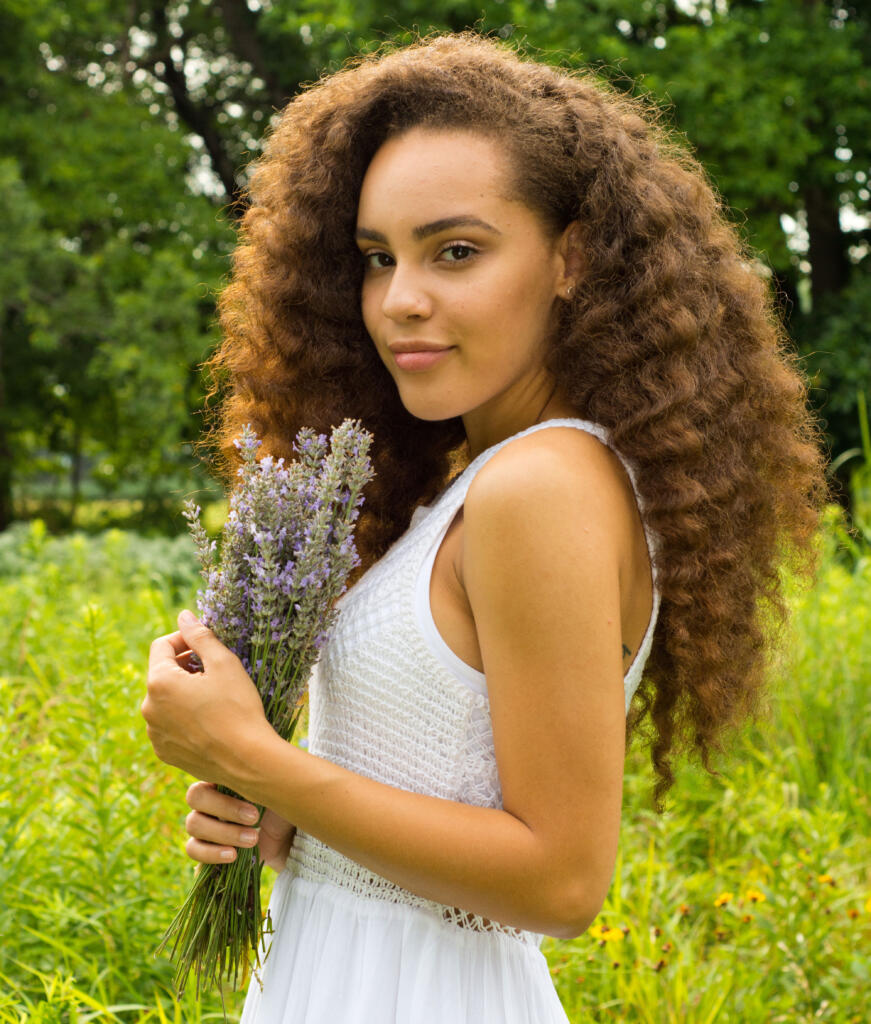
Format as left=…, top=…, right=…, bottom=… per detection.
left=239, top=418, right=661, bottom=1024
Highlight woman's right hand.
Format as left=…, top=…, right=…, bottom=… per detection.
left=184, top=780, right=297, bottom=873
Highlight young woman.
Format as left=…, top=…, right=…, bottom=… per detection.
left=142, top=30, right=825, bottom=1023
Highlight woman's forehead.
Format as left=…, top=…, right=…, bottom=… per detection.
left=356, top=129, right=519, bottom=227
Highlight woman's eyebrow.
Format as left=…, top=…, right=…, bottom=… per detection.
left=355, top=215, right=502, bottom=244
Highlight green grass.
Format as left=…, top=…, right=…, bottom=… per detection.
left=0, top=516, right=868, bottom=1022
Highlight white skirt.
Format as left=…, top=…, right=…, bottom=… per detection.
left=238, top=869, right=570, bottom=1023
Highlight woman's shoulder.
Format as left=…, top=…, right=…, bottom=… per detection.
left=459, top=423, right=654, bottom=679
left=464, top=424, right=637, bottom=523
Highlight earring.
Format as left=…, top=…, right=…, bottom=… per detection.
left=566, top=285, right=574, bottom=298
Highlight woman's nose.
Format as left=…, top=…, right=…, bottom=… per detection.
left=380, top=263, right=432, bottom=321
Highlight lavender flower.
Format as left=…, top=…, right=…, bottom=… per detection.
left=157, top=420, right=374, bottom=1008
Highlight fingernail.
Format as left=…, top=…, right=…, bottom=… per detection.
left=220, top=849, right=235, bottom=861
left=240, top=829, right=258, bottom=844
left=240, top=807, right=258, bottom=824
left=179, top=609, right=199, bottom=627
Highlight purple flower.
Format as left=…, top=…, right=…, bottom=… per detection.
left=181, top=419, right=374, bottom=734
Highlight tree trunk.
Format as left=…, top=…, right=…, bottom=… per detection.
left=0, top=329, right=12, bottom=531
left=804, top=182, right=851, bottom=307
left=0, top=431, right=12, bottom=532
left=70, top=421, right=84, bottom=522
left=149, top=3, right=247, bottom=214
left=215, top=0, right=288, bottom=112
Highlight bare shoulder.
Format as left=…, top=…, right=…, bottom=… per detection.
left=463, top=426, right=638, bottom=542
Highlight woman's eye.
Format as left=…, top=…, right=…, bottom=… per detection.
left=361, top=243, right=478, bottom=270
left=440, top=243, right=477, bottom=263
left=362, top=251, right=393, bottom=270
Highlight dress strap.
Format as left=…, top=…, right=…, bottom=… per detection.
left=419, top=418, right=660, bottom=708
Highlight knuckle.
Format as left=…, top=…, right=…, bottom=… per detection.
left=146, top=669, right=165, bottom=694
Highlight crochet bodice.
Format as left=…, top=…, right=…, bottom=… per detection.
left=287, top=418, right=661, bottom=948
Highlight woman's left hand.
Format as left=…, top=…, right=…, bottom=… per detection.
left=141, top=610, right=274, bottom=786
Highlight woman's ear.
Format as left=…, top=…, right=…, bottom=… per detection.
left=556, top=220, right=585, bottom=295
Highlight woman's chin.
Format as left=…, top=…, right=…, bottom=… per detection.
left=396, top=391, right=467, bottom=424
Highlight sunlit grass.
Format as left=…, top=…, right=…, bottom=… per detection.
left=0, top=515, right=868, bottom=1022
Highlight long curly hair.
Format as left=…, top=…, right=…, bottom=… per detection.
left=203, top=30, right=827, bottom=803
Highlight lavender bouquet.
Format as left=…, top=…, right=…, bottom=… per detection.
left=156, top=419, right=373, bottom=1003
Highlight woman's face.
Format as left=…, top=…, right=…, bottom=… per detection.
left=355, top=126, right=578, bottom=449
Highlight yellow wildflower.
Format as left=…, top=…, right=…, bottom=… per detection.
left=817, top=873, right=835, bottom=886
left=865, top=895, right=871, bottom=914
left=744, top=889, right=766, bottom=904
left=589, top=923, right=625, bottom=943
left=714, top=892, right=733, bottom=908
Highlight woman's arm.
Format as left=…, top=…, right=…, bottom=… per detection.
left=143, top=433, right=632, bottom=939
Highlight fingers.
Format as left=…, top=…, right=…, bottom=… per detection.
left=183, top=781, right=263, bottom=864
left=186, top=836, right=256, bottom=865
left=148, top=630, right=189, bottom=676
left=184, top=809, right=260, bottom=863
left=175, top=649, right=199, bottom=673
left=177, top=610, right=234, bottom=668
left=186, top=781, right=260, bottom=825
left=148, top=617, right=231, bottom=680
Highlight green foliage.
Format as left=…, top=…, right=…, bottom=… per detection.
left=797, top=277, right=871, bottom=462
left=625, top=0, right=870, bottom=268
left=0, top=517, right=868, bottom=1021
left=0, top=1, right=234, bottom=524
left=3, top=1, right=870, bottom=519
left=0, top=524, right=235, bottom=1019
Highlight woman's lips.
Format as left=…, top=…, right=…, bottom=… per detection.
left=392, top=348, right=454, bottom=372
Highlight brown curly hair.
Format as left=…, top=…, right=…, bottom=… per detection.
left=202, top=30, right=827, bottom=804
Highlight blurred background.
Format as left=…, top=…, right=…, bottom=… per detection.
left=1, top=3, right=869, bottom=1022
left=1, top=0, right=869, bottom=536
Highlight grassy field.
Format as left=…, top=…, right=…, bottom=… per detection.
left=0, top=514, right=868, bottom=1022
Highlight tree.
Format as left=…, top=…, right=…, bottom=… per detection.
left=3, top=0, right=868, bottom=529
left=0, top=0, right=234, bottom=529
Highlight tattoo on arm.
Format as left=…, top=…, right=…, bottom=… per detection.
left=622, top=644, right=632, bottom=659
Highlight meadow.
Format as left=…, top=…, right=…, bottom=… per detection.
left=0, top=512, right=868, bottom=1023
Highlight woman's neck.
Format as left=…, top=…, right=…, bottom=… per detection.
left=462, top=390, right=579, bottom=460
